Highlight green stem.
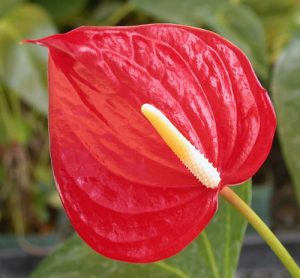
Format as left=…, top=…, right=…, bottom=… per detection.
left=220, top=187, right=300, bottom=277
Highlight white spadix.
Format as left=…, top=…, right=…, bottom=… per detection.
left=141, top=104, right=221, bottom=189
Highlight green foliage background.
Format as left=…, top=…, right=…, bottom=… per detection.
left=1, top=0, right=300, bottom=276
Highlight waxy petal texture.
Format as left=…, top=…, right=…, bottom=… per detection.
left=28, top=24, right=276, bottom=262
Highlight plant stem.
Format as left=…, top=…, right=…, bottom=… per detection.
left=220, top=187, right=300, bottom=278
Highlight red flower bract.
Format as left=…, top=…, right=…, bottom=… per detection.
left=26, top=24, right=276, bottom=263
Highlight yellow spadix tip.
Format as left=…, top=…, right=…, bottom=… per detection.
left=141, top=104, right=221, bottom=189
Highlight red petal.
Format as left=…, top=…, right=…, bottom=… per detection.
left=48, top=55, right=218, bottom=262
left=194, top=31, right=276, bottom=185
left=34, top=24, right=276, bottom=186
left=132, top=25, right=276, bottom=185
left=27, top=24, right=276, bottom=262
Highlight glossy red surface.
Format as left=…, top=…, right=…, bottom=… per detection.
left=27, top=24, right=276, bottom=262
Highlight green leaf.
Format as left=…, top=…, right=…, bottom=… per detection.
left=32, top=0, right=87, bottom=25
left=243, top=0, right=300, bottom=63
left=90, top=1, right=124, bottom=24
left=242, top=0, right=298, bottom=15
left=0, top=0, right=24, bottom=16
left=0, top=4, right=57, bottom=114
left=0, top=84, right=30, bottom=144
left=90, top=1, right=134, bottom=26
left=31, top=182, right=251, bottom=278
left=131, top=0, right=225, bottom=26
left=271, top=34, right=300, bottom=204
left=131, top=0, right=267, bottom=78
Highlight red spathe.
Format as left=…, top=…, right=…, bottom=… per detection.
left=26, top=24, right=276, bottom=262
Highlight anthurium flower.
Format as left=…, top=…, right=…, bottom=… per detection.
left=25, top=24, right=276, bottom=263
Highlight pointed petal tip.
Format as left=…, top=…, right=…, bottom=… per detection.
left=21, top=34, right=62, bottom=48
left=21, top=38, right=46, bottom=47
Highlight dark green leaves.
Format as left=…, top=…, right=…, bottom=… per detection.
left=272, top=34, right=300, bottom=204
left=31, top=182, right=251, bottom=278
left=33, top=0, right=87, bottom=25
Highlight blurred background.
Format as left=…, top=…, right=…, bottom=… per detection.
left=1, top=0, right=300, bottom=277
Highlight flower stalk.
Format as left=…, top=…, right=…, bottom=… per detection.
left=220, top=187, right=300, bottom=277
